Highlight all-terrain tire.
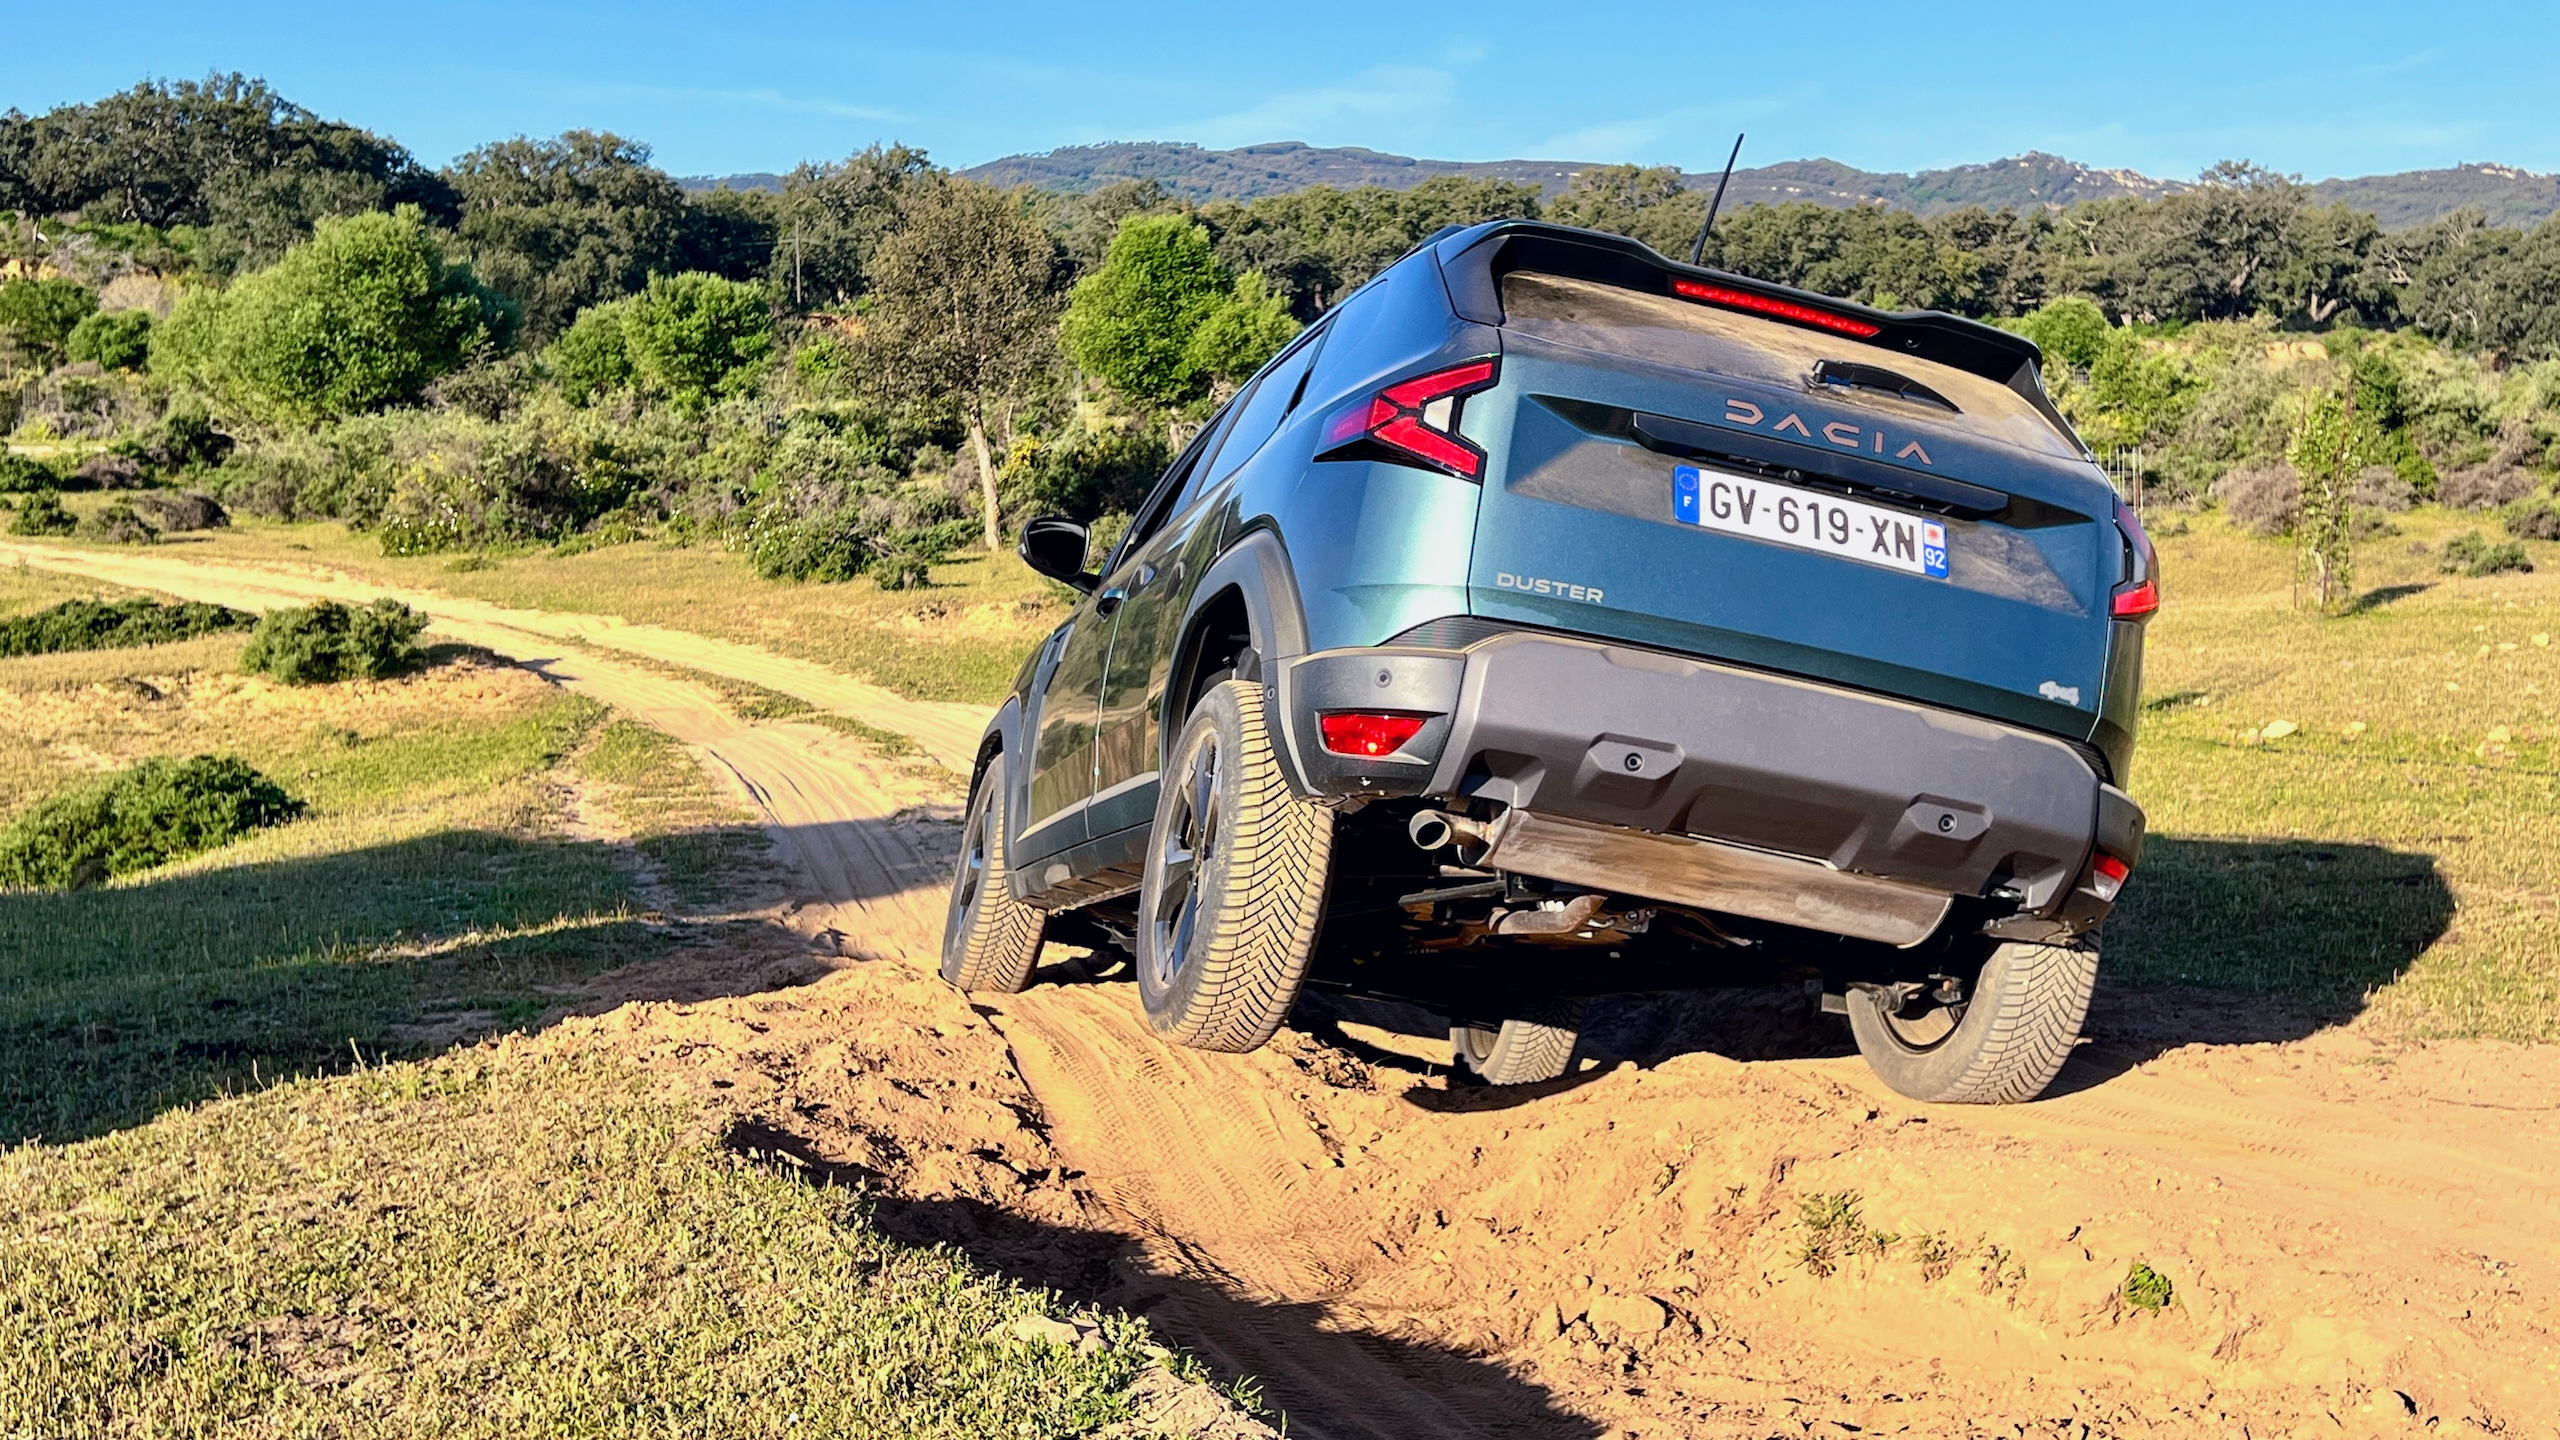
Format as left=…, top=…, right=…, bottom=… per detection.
left=1135, top=679, right=1334, bottom=1053
left=1847, top=937, right=2099, bottom=1103
left=940, top=751, right=1045, bottom=993
left=1452, top=999, right=1585, bottom=1085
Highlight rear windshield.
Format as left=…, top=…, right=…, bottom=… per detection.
left=1498, top=272, right=2081, bottom=462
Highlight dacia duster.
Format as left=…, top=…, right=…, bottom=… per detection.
left=942, top=220, right=2154, bottom=1103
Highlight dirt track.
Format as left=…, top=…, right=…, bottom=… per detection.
left=27, top=542, right=2560, bottom=1439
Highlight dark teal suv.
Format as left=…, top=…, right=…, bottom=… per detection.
left=943, top=220, right=2155, bottom=1103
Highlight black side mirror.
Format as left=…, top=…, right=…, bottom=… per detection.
left=1018, top=515, right=1097, bottom=593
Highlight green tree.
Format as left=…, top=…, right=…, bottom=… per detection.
left=2012, top=297, right=2112, bottom=373
left=1183, top=271, right=1299, bottom=388
left=0, top=74, right=452, bottom=276
left=1061, top=215, right=1231, bottom=409
left=446, top=131, right=691, bottom=343
left=0, top=277, right=97, bottom=363
left=152, top=206, right=510, bottom=424
left=625, top=272, right=772, bottom=407
left=64, top=308, right=151, bottom=370
left=1199, top=174, right=1542, bottom=316
left=2287, top=390, right=2374, bottom=612
left=544, top=298, right=640, bottom=404
left=856, top=178, right=1062, bottom=549
left=1545, top=164, right=1705, bottom=258
left=766, top=144, right=932, bottom=309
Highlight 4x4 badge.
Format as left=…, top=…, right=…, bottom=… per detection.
left=1723, top=399, right=1933, bottom=466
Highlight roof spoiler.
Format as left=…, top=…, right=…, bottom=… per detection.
left=1432, top=221, right=2087, bottom=456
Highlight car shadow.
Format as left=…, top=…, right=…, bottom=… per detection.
left=0, top=824, right=804, bottom=1148
left=724, top=1120, right=1607, bottom=1440
left=1295, top=835, right=2455, bottom=1105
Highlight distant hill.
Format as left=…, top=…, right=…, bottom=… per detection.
left=678, top=172, right=785, bottom=194
left=2304, top=163, right=2560, bottom=230
left=952, top=141, right=2188, bottom=213
left=686, top=144, right=2559, bottom=232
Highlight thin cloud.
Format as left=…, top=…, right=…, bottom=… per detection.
left=1185, top=65, right=1459, bottom=148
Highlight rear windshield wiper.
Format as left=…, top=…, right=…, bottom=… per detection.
left=1810, top=359, right=1958, bottom=413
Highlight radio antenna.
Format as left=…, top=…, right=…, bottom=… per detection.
left=1688, top=133, right=1746, bottom=266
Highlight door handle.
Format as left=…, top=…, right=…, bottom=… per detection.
left=1095, top=586, right=1129, bottom=617
left=1135, top=563, right=1159, bottom=588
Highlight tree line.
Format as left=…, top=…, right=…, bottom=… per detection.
left=0, top=75, right=2556, bottom=581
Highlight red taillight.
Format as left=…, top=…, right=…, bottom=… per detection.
left=1670, top=278, right=1883, bottom=338
left=2111, top=498, right=2161, bottom=620
left=2089, top=851, right=2131, bottom=902
left=1323, top=358, right=1499, bottom=479
left=1318, top=711, right=1430, bottom=758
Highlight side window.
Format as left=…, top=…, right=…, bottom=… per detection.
left=1108, top=399, right=1240, bottom=572
left=1196, top=324, right=1327, bottom=491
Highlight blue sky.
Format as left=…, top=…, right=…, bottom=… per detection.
left=6, top=2, right=2548, bottom=182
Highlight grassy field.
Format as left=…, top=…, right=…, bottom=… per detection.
left=0, top=1054, right=1171, bottom=1438
left=0, top=610, right=762, bottom=1144
left=36, top=505, right=1068, bottom=706
left=2109, top=508, right=2560, bottom=1039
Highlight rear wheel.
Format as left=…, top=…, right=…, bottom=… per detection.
left=1847, top=937, right=2098, bottom=1103
left=1452, top=999, right=1585, bottom=1085
left=940, top=751, right=1045, bottom=993
left=1135, top=679, right=1334, bottom=1053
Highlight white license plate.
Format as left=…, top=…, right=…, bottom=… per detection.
left=1672, top=464, right=1948, bottom=578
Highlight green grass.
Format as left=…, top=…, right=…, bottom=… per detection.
left=39, top=510, right=1068, bottom=704
left=2107, top=509, right=2560, bottom=1039
left=0, top=1054, right=1166, bottom=1437
left=0, top=639, right=775, bottom=1144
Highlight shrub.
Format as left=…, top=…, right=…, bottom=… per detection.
left=2210, top=463, right=2299, bottom=536
left=150, top=207, right=513, bottom=425
left=0, top=455, right=58, bottom=494
left=2350, top=465, right=2415, bottom=512
left=0, top=754, right=301, bottom=891
left=2500, top=495, right=2560, bottom=541
left=2439, top=529, right=2534, bottom=577
left=2012, top=297, right=2113, bottom=374
left=70, top=453, right=146, bottom=489
left=0, top=597, right=252, bottom=657
left=7, top=492, right=75, bottom=536
left=0, top=277, right=98, bottom=362
left=546, top=298, right=640, bottom=405
left=241, top=599, right=429, bottom=684
left=1002, top=422, right=1167, bottom=521
left=625, top=273, right=773, bottom=407
left=83, top=501, right=156, bottom=545
left=129, top=490, right=229, bottom=533
left=2439, top=464, right=2536, bottom=510
left=63, top=309, right=152, bottom=371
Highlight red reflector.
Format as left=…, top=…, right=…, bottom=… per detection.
left=1671, top=278, right=1883, bottom=338
left=2089, top=851, right=2131, bottom=902
left=1323, top=358, right=1500, bottom=479
left=2110, top=578, right=2160, bottom=619
left=1318, top=711, right=1429, bottom=758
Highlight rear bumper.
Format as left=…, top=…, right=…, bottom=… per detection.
left=1270, top=630, right=2141, bottom=934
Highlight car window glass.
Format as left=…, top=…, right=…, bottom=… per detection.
left=1109, top=401, right=1237, bottom=572
left=1198, top=325, right=1326, bottom=489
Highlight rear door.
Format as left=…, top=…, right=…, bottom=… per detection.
left=1465, top=270, right=2120, bottom=733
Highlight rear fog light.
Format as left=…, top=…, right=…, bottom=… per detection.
left=2089, top=851, right=2131, bottom=902
left=1319, top=712, right=1429, bottom=757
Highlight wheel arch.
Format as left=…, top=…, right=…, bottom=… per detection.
left=1159, top=528, right=1308, bottom=773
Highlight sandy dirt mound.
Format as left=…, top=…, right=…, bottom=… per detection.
left=44, top=543, right=2560, bottom=1438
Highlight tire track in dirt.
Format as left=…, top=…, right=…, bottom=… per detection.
left=35, top=542, right=2560, bottom=1437
left=0, top=542, right=962, bottom=952
left=0, top=541, right=993, bottom=772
